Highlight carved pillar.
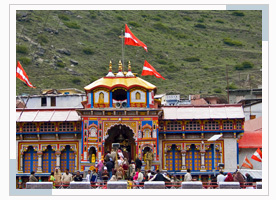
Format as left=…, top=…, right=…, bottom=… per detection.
left=55, top=151, right=61, bottom=168
left=74, top=152, right=77, bottom=171
left=37, top=151, right=43, bottom=173
left=200, top=153, right=206, bottom=171
left=19, top=152, right=23, bottom=172
left=181, top=151, right=186, bottom=171
left=163, top=148, right=167, bottom=170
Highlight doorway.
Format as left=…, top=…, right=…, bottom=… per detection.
left=166, top=144, right=182, bottom=172
left=104, top=124, right=136, bottom=163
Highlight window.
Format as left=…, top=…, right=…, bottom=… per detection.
left=76, top=122, right=81, bottom=131
left=167, top=121, right=182, bottom=131
left=16, top=123, right=20, bottom=132
left=41, top=97, right=47, bottom=106
left=236, top=121, right=242, bottom=130
left=159, top=121, right=164, bottom=131
left=40, top=122, right=55, bottom=132
left=186, top=121, right=201, bottom=130
left=223, top=120, right=233, bottom=130
left=59, top=122, right=74, bottom=132
left=23, top=123, right=37, bottom=132
left=51, top=97, right=56, bottom=107
left=204, top=121, right=219, bottom=130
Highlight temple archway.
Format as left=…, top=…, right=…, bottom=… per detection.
left=104, top=124, right=136, bottom=163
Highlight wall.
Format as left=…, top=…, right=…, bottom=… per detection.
left=239, top=148, right=262, bottom=170
left=244, top=102, right=262, bottom=121
left=224, top=138, right=238, bottom=172
left=21, top=95, right=86, bottom=109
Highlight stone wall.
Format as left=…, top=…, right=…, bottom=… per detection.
left=224, top=138, right=238, bottom=172
left=144, top=181, right=165, bottom=189
left=70, top=182, right=91, bottom=189
left=26, top=182, right=53, bottom=189
left=181, top=181, right=203, bottom=189
left=107, top=181, right=127, bottom=189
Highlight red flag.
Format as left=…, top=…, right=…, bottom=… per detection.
left=16, top=61, right=36, bottom=88
left=242, top=155, right=253, bottom=169
left=251, top=148, right=262, bottom=162
left=124, top=24, right=148, bottom=52
left=142, top=60, right=165, bottom=80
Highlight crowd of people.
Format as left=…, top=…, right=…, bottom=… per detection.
left=28, top=148, right=255, bottom=189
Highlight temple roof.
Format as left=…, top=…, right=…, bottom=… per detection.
left=84, top=76, right=156, bottom=91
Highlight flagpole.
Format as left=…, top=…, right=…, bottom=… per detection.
left=121, top=29, right=125, bottom=72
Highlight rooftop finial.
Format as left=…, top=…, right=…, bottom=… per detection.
left=126, top=60, right=134, bottom=77
left=118, top=60, right=123, bottom=72
left=116, top=60, right=124, bottom=77
left=106, top=60, right=115, bottom=77
left=128, top=61, right=131, bottom=71
left=109, top=60, right=112, bottom=72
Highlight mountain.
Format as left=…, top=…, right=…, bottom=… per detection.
left=16, top=10, right=262, bottom=97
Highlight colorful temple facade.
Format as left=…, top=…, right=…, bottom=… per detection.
left=16, top=61, right=245, bottom=185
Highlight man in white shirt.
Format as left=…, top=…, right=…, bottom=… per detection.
left=217, top=171, right=226, bottom=183
left=61, top=169, right=73, bottom=185
left=86, top=170, right=91, bottom=182
left=184, top=169, right=192, bottom=181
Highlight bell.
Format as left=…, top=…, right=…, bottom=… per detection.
left=118, top=133, right=124, bottom=142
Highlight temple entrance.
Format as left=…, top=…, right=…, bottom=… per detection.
left=104, top=124, right=136, bottom=163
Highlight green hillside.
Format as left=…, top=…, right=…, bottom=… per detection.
left=16, top=10, right=262, bottom=97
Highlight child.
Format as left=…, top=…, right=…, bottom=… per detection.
left=127, top=177, right=133, bottom=189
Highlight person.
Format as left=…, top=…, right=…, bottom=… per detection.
left=137, top=169, right=144, bottom=183
left=184, top=169, right=192, bottom=182
left=73, top=171, right=83, bottom=182
left=90, top=169, right=98, bottom=188
left=109, top=175, right=117, bottom=181
left=128, top=161, right=136, bottom=178
left=61, top=169, right=73, bottom=186
left=49, top=172, right=56, bottom=189
left=110, top=148, right=117, bottom=162
left=86, top=170, right=91, bottom=182
left=29, top=171, right=38, bottom=182
left=54, top=167, right=62, bottom=186
left=149, top=170, right=171, bottom=182
left=104, top=151, right=111, bottom=163
left=217, top=171, right=226, bottom=184
left=96, top=159, right=104, bottom=181
left=118, top=149, right=124, bottom=159
left=127, top=177, right=133, bottom=189
left=135, top=156, right=142, bottom=171
left=224, top=172, right=234, bottom=182
left=245, top=173, right=254, bottom=186
left=234, top=171, right=245, bottom=188
left=106, top=160, right=113, bottom=180
left=145, top=149, right=154, bottom=170
left=116, top=166, right=124, bottom=180
left=102, top=167, right=109, bottom=181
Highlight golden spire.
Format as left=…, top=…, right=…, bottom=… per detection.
left=118, top=60, right=123, bottom=71
left=128, top=61, right=131, bottom=71
left=109, top=60, right=112, bottom=72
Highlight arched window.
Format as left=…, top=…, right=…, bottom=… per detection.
left=135, top=92, right=141, bottom=100
left=60, top=145, right=75, bottom=173
left=23, top=146, right=38, bottom=173
left=42, top=145, right=56, bottom=173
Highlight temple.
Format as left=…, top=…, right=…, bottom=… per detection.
left=16, top=60, right=245, bottom=185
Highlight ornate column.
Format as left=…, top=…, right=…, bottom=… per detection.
left=55, top=151, right=61, bottom=169
left=181, top=150, right=186, bottom=171
left=19, top=152, right=24, bottom=172
left=200, top=141, right=206, bottom=171
left=163, top=148, right=167, bottom=171
left=200, top=152, right=206, bottom=171
left=37, top=151, right=43, bottom=173
left=74, top=152, right=77, bottom=171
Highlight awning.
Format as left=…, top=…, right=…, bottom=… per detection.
left=239, top=131, right=262, bottom=148
left=16, top=110, right=81, bottom=122
left=162, top=105, right=244, bottom=120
